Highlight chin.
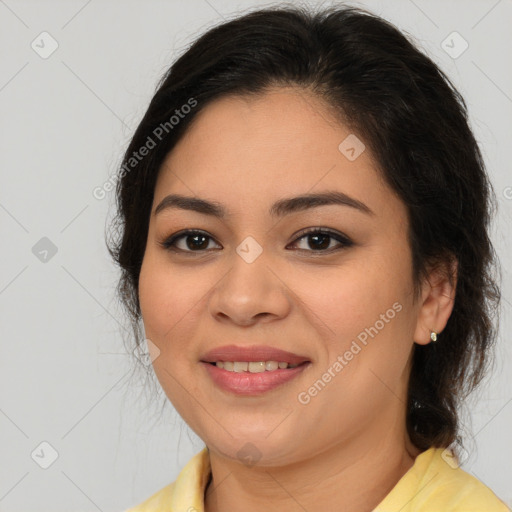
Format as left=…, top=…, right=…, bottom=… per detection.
left=204, top=432, right=305, bottom=467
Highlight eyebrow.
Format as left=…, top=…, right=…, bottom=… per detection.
left=154, top=191, right=375, bottom=218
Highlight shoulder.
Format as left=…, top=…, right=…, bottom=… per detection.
left=123, top=446, right=211, bottom=512
left=429, top=464, right=510, bottom=511
left=375, top=447, right=510, bottom=512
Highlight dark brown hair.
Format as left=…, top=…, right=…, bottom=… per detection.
left=107, top=4, right=501, bottom=453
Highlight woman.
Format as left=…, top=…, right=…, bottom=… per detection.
left=110, top=4, right=508, bottom=511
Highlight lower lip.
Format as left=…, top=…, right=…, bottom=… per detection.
left=201, top=361, right=310, bottom=395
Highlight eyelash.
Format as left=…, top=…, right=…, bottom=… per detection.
left=159, top=227, right=353, bottom=255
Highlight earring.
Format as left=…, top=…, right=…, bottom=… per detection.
left=430, top=331, right=438, bottom=342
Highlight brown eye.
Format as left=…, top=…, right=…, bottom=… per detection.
left=160, top=230, right=221, bottom=253
left=289, top=228, right=353, bottom=253
left=159, top=227, right=353, bottom=255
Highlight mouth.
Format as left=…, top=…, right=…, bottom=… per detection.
left=200, top=344, right=310, bottom=367
left=201, top=360, right=311, bottom=395
left=204, top=360, right=308, bottom=372
left=199, top=344, right=311, bottom=395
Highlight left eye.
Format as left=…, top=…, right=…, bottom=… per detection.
left=290, top=228, right=353, bottom=252
left=160, top=228, right=353, bottom=254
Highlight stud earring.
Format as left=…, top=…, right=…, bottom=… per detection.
left=430, top=331, right=438, bottom=342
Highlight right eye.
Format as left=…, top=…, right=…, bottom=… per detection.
left=159, top=229, right=222, bottom=253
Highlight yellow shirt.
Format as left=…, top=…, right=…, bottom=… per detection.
left=126, top=446, right=510, bottom=512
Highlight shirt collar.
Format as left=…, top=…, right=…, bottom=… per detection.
left=169, top=446, right=211, bottom=512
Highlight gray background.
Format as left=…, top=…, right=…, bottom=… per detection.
left=0, top=0, right=511, bottom=510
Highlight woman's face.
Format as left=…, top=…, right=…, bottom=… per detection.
left=138, top=88, right=433, bottom=465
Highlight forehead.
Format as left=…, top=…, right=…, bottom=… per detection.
left=154, top=88, right=402, bottom=223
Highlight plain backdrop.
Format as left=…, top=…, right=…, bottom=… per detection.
left=1, top=0, right=511, bottom=510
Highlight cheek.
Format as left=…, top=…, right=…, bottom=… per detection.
left=295, top=259, right=414, bottom=418
left=138, top=253, right=200, bottom=343
left=138, top=254, right=205, bottom=405
left=291, top=256, right=401, bottom=338
left=293, top=251, right=414, bottom=375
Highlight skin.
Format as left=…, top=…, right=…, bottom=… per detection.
left=138, top=87, right=456, bottom=512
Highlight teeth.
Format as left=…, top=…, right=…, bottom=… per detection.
left=214, top=361, right=300, bottom=372
left=234, top=361, right=248, bottom=372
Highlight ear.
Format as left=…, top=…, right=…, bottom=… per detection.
left=413, top=257, right=458, bottom=345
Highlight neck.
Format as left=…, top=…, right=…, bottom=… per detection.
left=204, top=426, right=421, bottom=512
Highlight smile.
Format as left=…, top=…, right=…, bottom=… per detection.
left=201, top=360, right=311, bottom=395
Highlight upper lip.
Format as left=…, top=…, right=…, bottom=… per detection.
left=200, top=345, right=310, bottom=365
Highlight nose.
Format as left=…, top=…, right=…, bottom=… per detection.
left=207, top=249, right=292, bottom=327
